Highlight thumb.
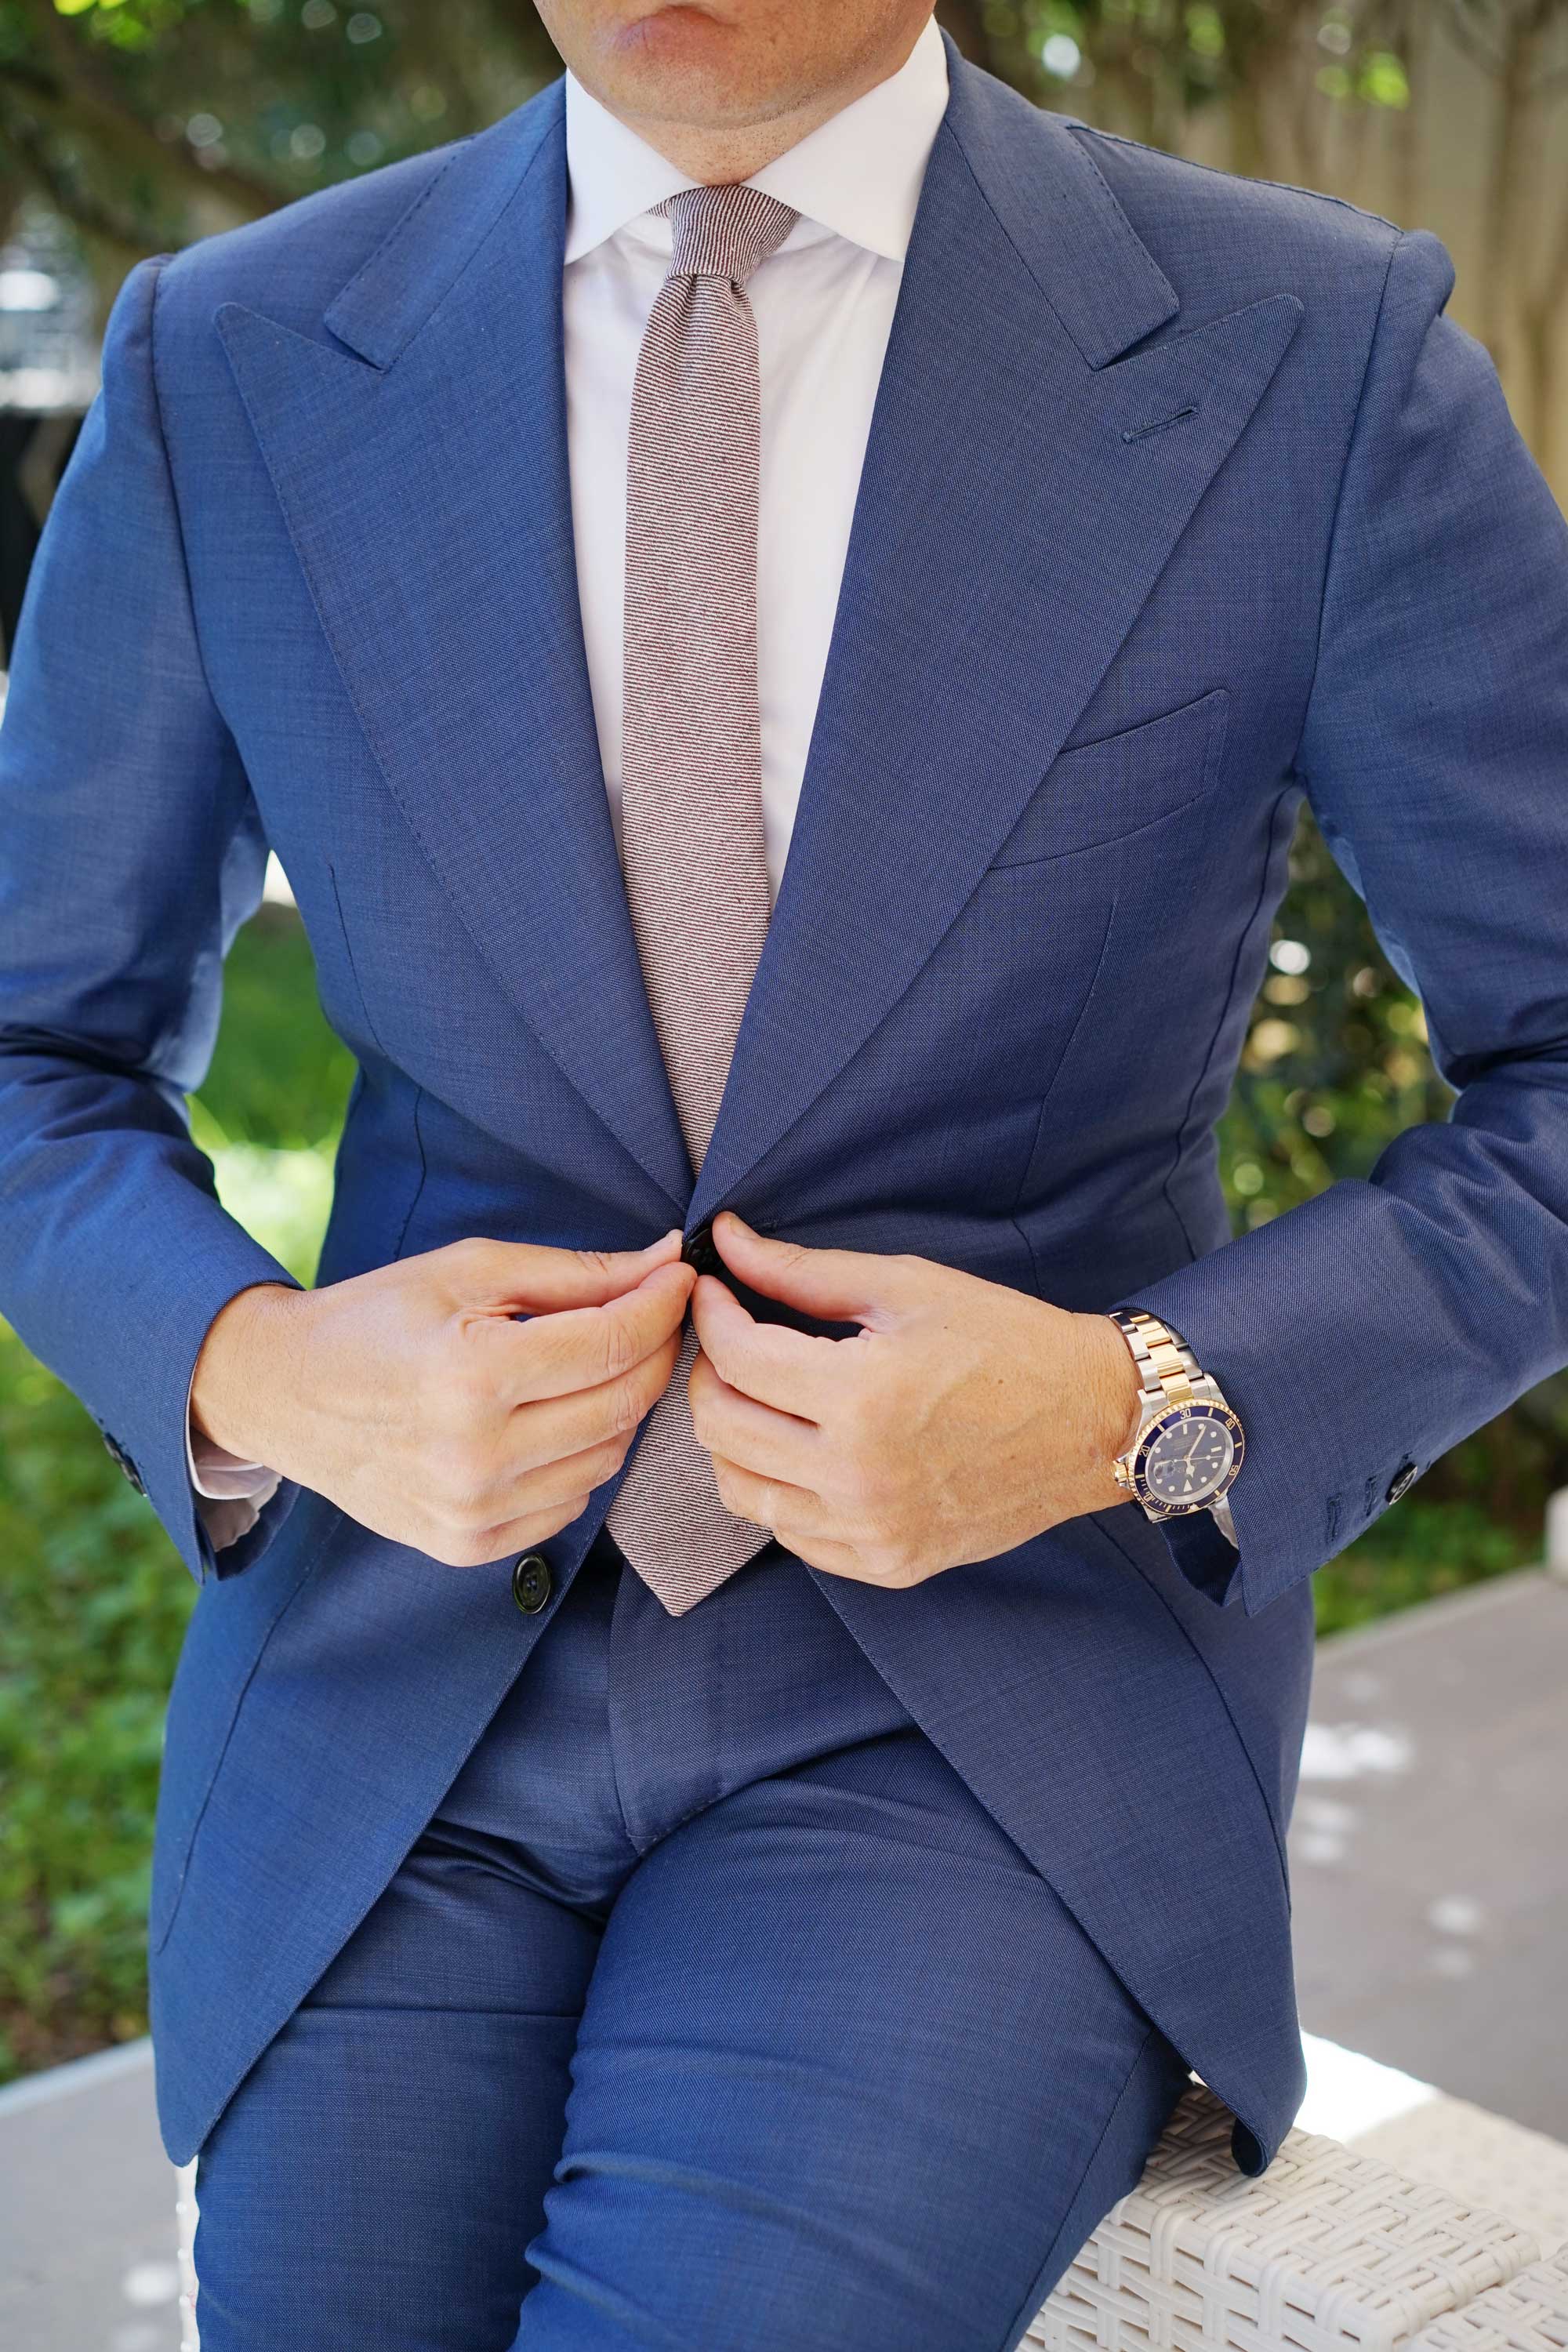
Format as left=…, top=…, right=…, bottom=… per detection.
left=455, top=1229, right=684, bottom=1314
left=710, top=1214, right=912, bottom=1329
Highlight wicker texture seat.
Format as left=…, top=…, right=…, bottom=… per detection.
left=1030, top=2085, right=1541, bottom=2352
left=1406, top=2250, right=1568, bottom=2352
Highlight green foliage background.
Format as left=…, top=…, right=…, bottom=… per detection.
left=0, top=913, right=347, bottom=2079
left=2, top=0, right=1564, bottom=2082
left=0, top=1, right=1444, bottom=280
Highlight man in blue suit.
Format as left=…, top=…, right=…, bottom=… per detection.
left=3, top=0, right=1566, bottom=2341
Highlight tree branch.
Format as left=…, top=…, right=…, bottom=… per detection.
left=1439, top=0, right=1508, bottom=73
left=0, top=85, right=155, bottom=259
left=14, top=0, right=281, bottom=219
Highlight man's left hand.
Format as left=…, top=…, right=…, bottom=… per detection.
left=686, top=1214, right=1145, bottom=1587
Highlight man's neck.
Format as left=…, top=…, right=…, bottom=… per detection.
left=572, top=17, right=931, bottom=184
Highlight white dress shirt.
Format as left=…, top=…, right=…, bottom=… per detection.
left=188, top=14, right=950, bottom=1529
left=564, top=13, right=947, bottom=899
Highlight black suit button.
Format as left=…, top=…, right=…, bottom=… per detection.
left=103, top=1431, right=146, bottom=1497
left=681, top=1221, right=723, bottom=1279
left=1385, top=1461, right=1419, bottom=1506
left=511, top=1552, right=553, bottom=1615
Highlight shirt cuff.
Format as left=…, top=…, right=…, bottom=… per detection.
left=183, top=1361, right=281, bottom=1546
left=1156, top=1501, right=1245, bottom=1606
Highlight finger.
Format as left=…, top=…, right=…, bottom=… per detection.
left=495, top=1428, right=635, bottom=1516
left=773, top=1530, right=865, bottom=1581
left=708, top=1453, right=828, bottom=1545
left=706, top=1474, right=908, bottom=1590
left=702, top=1452, right=870, bottom=1582
left=710, top=1214, right=913, bottom=1329
left=499, top=1261, right=694, bottom=1406
left=507, top=1323, right=684, bottom=1462
left=437, top=1497, right=595, bottom=1569
left=452, top=1229, right=684, bottom=1314
left=689, top=1272, right=846, bottom=1417
left=688, top=1349, right=823, bottom=1487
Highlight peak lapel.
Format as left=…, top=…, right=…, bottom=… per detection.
left=688, top=54, right=1302, bottom=1226
left=217, top=82, right=694, bottom=1215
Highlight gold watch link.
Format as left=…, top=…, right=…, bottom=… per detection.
left=1111, top=1308, right=1203, bottom=1412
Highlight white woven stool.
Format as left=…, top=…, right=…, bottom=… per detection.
left=1352, top=2100, right=1568, bottom=2261
left=1029, top=2084, right=1541, bottom=2352
left=1407, top=2250, right=1568, bottom=2352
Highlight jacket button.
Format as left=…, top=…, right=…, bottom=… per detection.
left=1385, top=1461, right=1419, bottom=1507
left=511, top=1553, right=553, bottom=1615
left=681, top=1221, right=723, bottom=1279
left=103, top=1430, right=146, bottom=1497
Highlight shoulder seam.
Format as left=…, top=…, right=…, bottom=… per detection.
left=160, top=132, right=470, bottom=299
left=145, top=254, right=235, bottom=735
left=1066, top=120, right=1403, bottom=237
left=1288, top=226, right=1407, bottom=775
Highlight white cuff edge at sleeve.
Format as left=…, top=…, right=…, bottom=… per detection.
left=183, top=1360, right=281, bottom=1504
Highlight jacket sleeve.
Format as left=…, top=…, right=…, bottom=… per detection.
left=1115, top=226, right=1568, bottom=1617
left=0, top=255, right=303, bottom=1585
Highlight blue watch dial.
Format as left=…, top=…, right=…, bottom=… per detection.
left=1141, top=1407, right=1237, bottom=1506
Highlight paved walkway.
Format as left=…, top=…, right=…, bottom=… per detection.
left=1291, top=1566, right=1568, bottom=2140
left=3, top=1566, right=1565, bottom=2347
left=0, top=2043, right=181, bottom=2351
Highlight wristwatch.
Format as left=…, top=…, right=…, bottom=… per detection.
left=1107, top=1308, right=1243, bottom=1546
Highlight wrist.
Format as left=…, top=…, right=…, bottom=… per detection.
left=190, top=1281, right=307, bottom=1469
left=1073, top=1312, right=1145, bottom=1506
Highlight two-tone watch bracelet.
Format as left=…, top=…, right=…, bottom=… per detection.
left=1109, top=1307, right=1240, bottom=1545
left=1109, top=1307, right=1206, bottom=1412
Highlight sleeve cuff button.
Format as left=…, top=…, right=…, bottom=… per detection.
left=102, top=1431, right=146, bottom=1496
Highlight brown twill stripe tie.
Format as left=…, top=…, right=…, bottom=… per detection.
left=605, top=182, right=799, bottom=1617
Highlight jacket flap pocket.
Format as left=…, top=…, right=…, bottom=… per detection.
left=991, top=688, right=1230, bottom=867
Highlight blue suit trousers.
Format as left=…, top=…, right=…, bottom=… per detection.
left=187, top=1534, right=1192, bottom=2350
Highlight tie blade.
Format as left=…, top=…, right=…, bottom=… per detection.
left=606, top=1323, right=773, bottom=1612
left=613, top=178, right=788, bottom=1606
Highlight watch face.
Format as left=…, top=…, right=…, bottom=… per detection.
left=1140, top=1406, right=1238, bottom=1508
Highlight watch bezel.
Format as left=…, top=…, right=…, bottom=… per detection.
left=1126, top=1399, right=1245, bottom=1518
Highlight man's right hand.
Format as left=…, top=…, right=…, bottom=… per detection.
left=188, top=1231, right=694, bottom=1565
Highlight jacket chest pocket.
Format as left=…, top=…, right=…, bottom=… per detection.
left=990, top=688, right=1230, bottom=868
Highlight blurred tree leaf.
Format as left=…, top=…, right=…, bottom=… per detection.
left=0, top=0, right=560, bottom=270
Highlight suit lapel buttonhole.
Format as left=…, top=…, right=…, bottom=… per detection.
left=1122, top=405, right=1200, bottom=445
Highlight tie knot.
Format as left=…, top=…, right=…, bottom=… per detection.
left=658, top=183, right=797, bottom=283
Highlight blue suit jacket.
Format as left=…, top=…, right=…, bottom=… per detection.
left=4, top=35, right=1567, bottom=2172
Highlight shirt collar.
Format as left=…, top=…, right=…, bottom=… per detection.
left=563, top=11, right=949, bottom=267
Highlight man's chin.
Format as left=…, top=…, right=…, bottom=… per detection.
left=610, top=2, right=738, bottom=71
left=600, top=5, right=803, bottom=125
